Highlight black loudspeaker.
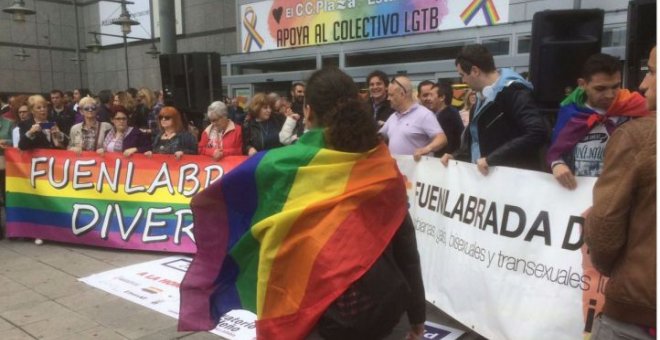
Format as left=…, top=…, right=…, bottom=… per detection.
left=159, top=52, right=222, bottom=117
left=626, top=0, right=656, bottom=90
left=529, top=9, right=604, bottom=106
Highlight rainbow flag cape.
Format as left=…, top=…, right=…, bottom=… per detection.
left=547, top=88, right=649, bottom=166
left=178, top=129, right=407, bottom=339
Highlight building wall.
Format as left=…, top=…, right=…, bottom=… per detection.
left=0, top=0, right=238, bottom=95
left=84, top=0, right=237, bottom=93
left=0, top=0, right=87, bottom=94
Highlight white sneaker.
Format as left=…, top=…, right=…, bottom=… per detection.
left=34, top=238, right=43, bottom=245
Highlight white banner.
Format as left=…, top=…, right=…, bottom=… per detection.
left=396, top=156, right=600, bottom=340
left=79, top=256, right=257, bottom=340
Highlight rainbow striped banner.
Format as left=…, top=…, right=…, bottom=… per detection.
left=5, top=148, right=246, bottom=253
left=460, top=0, right=501, bottom=25
left=179, top=129, right=408, bottom=338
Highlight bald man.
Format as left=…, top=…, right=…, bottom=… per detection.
left=378, top=76, right=447, bottom=161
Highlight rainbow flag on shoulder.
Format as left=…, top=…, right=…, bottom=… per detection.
left=178, top=129, right=407, bottom=339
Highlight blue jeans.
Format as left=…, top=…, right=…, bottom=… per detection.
left=591, top=315, right=654, bottom=340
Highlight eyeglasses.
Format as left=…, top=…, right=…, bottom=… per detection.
left=391, top=78, right=407, bottom=94
left=159, top=116, right=173, bottom=121
left=113, top=117, right=128, bottom=121
left=82, top=106, right=97, bottom=112
left=18, top=110, right=29, bottom=114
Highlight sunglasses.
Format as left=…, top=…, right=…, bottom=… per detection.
left=159, top=116, right=173, bottom=121
left=391, top=78, right=407, bottom=94
left=82, top=106, right=97, bottom=112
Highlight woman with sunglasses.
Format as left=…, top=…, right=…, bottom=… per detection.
left=18, top=95, right=65, bottom=150
left=68, top=96, right=113, bottom=154
left=144, top=106, right=197, bottom=160
left=96, top=105, right=150, bottom=157
left=198, top=101, right=243, bottom=161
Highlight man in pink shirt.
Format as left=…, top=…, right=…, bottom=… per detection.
left=379, top=76, right=447, bottom=160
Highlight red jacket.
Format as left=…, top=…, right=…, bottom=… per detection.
left=198, top=121, right=243, bottom=157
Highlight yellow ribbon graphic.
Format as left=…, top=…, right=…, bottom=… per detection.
left=243, top=6, right=265, bottom=52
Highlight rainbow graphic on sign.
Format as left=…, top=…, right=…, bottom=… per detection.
left=460, top=0, right=500, bottom=25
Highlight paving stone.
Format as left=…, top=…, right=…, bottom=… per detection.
left=69, top=326, right=131, bottom=340
left=0, top=289, right=49, bottom=313
left=0, top=274, right=29, bottom=296
left=55, top=288, right=122, bottom=312
left=0, top=301, right=71, bottom=326
left=1, top=327, right=37, bottom=340
left=79, top=299, right=176, bottom=339
left=20, top=310, right=100, bottom=340
left=0, top=316, right=15, bottom=331
left=35, top=250, right=117, bottom=278
left=14, top=269, right=85, bottom=300
left=0, top=256, right=48, bottom=274
left=69, top=247, right=162, bottom=267
left=134, top=325, right=194, bottom=340
left=106, top=310, right=177, bottom=339
left=179, top=332, right=225, bottom=340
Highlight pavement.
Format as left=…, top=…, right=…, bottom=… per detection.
left=0, top=238, right=486, bottom=340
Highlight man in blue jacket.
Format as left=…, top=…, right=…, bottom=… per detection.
left=441, top=44, right=549, bottom=175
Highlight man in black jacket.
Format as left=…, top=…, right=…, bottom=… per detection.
left=441, top=44, right=548, bottom=174
left=418, top=81, right=464, bottom=156
left=48, top=89, right=76, bottom=137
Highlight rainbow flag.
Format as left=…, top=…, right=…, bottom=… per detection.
left=178, top=129, right=408, bottom=339
left=5, top=148, right=245, bottom=253
left=460, top=0, right=500, bottom=25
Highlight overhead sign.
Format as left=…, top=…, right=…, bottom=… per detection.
left=99, top=0, right=183, bottom=46
left=239, top=0, right=509, bottom=52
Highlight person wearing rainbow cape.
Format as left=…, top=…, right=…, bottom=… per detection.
left=547, top=53, right=650, bottom=190
left=179, top=67, right=426, bottom=339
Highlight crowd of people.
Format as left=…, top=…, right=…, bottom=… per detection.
left=0, top=42, right=656, bottom=339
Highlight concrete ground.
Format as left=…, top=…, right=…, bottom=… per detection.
left=0, top=239, right=485, bottom=340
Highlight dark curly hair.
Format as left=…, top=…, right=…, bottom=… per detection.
left=306, top=67, right=378, bottom=153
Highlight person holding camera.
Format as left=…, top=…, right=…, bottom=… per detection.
left=18, top=95, right=65, bottom=150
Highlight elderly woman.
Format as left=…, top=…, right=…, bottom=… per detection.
left=198, top=101, right=243, bottom=160
left=68, top=96, right=113, bottom=153
left=18, top=95, right=64, bottom=150
left=144, top=106, right=197, bottom=160
left=242, top=93, right=284, bottom=156
left=96, top=105, right=150, bottom=157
